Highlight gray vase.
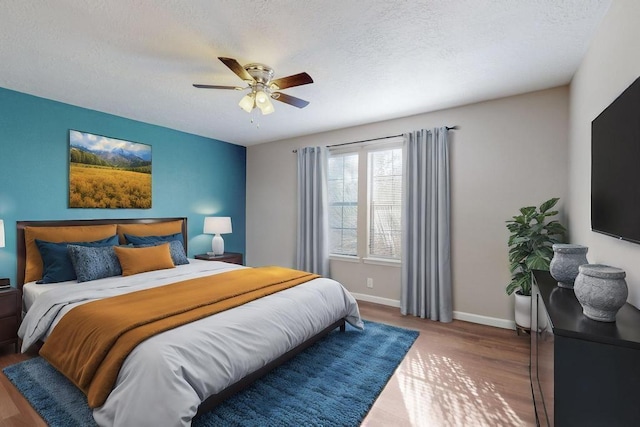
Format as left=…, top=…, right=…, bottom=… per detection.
left=574, top=264, right=628, bottom=322
left=549, top=244, right=588, bottom=289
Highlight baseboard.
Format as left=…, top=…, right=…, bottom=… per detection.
left=352, top=293, right=515, bottom=330
left=351, top=293, right=400, bottom=308
left=453, top=311, right=515, bottom=330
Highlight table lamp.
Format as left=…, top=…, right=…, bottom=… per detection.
left=203, top=217, right=232, bottom=255
left=0, top=219, right=4, bottom=248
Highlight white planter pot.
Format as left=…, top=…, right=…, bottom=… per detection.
left=515, top=292, right=532, bottom=329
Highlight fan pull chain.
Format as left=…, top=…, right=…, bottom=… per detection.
left=250, top=110, right=260, bottom=128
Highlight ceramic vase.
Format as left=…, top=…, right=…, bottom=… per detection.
left=574, top=264, right=628, bottom=322
left=550, top=244, right=589, bottom=289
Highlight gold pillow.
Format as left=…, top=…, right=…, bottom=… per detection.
left=116, top=220, right=183, bottom=244
left=24, top=225, right=118, bottom=283
left=114, top=243, right=175, bottom=276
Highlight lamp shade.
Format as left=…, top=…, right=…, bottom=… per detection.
left=203, top=217, right=232, bottom=235
left=255, top=91, right=274, bottom=115
left=238, top=93, right=255, bottom=113
left=0, top=219, right=4, bottom=248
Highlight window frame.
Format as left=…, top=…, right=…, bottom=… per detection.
left=327, top=137, right=404, bottom=265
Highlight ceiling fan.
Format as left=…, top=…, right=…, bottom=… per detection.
left=193, top=57, right=313, bottom=115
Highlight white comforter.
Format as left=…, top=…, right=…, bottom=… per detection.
left=18, top=260, right=363, bottom=427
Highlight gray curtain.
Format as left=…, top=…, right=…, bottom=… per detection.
left=296, top=146, right=330, bottom=276
left=401, top=127, right=452, bottom=322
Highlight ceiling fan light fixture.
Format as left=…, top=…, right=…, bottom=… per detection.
left=255, top=90, right=275, bottom=115
left=238, top=93, right=255, bottom=113
left=255, top=90, right=268, bottom=104
left=194, top=57, right=312, bottom=114
left=260, top=103, right=275, bottom=115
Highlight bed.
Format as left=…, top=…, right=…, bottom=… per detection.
left=15, top=218, right=363, bottom=427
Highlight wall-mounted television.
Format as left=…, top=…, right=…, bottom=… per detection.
left=591, top=76, right=640, bottom=243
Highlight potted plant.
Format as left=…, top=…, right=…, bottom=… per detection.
left=506, top=197, right=566, bottom=330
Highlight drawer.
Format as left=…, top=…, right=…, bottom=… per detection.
left=0, top=292, right=17, bottom=318
left=224, top=255, right=243, bottom=265
left=0, top=316, right=17, bottom=342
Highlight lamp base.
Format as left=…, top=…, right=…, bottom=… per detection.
left=212, top=234, right=225, bottom=255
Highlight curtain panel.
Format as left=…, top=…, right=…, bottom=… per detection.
left=401, top=127, right=452, bottom=322
left=296, top=146, right=330, bottom=276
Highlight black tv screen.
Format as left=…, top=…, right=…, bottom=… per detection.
left=592, top=76, right=640, bottom=243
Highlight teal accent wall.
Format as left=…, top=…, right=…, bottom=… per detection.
left=0, top=87, right=246, bottom=285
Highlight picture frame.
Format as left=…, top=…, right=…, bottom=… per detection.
left=69, top=130, right=152, bottom=208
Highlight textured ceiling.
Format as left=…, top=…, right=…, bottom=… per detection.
left=0, top=1, right=611, bottom=146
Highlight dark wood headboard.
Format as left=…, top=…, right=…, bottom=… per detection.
left=16, top=217, right=188, bottom=288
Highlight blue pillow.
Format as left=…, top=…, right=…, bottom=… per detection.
left=124, top=232, right=183, bottom=246
left=67, top=245, right=122, bottom=283
left=35, top=235, right=119, bottom=284
left=134, top=240, right=189, bottom=266
left=166, top=240, right=189, bottom=265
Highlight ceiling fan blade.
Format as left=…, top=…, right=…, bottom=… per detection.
left=193, top=84, right=243, bottom=90
left=272, top=92, right=310, bottom=108
left=270, top=72, right=313, bottom=90
left=218, top=57, right=254, bottom=82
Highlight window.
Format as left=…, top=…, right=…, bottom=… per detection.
left=327, top=140, right=403, bottom=261
left=328, top=153, right=358, bottom=255
left=369, top=148, right=402, bottom=258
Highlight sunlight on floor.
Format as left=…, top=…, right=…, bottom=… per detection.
left=397, top=352, right=526, bottom=427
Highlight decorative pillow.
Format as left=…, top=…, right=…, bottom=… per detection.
left=126, top=237, right=189, bottom=265
left=166, top=240, right=189, bottom=265
left=67, top=244, right=123, bottom=283
left=24, top=224, right=118, bottom=283
left=35, top=235, right=119, bottom=284
left=113, top=243, right=175, bottom=276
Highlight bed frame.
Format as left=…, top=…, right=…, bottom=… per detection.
left=15, top=217, right=345, bottom=417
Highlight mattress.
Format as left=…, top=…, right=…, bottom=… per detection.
left=23, top=280, right=68, bottom=313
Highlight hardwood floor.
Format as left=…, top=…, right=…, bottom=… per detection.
left=358, top=301, right=535, bottom=427
left=0, top=347, right=45, bottom=427
left=0, top=301, right=534, bottom=427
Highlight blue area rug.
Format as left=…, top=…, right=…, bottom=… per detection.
left=3, top=320, right=418, bottom=426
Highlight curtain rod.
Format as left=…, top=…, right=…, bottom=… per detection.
left=292, top=126, right=457, bottom=153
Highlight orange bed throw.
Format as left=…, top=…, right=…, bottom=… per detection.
left=39, top=266, right=319, bottom=408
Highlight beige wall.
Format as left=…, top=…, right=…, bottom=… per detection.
left=569, top=0, right=640, bottom=308
left=247, top=86, right=569, bottom=324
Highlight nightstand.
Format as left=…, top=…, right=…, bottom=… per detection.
left=0, top=287, right=20, bottom=353
left=195, top=252, right=244, bottom=265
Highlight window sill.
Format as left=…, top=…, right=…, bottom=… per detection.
left=329, top=255, right=360, bottom=263
left=329, top=255, right=402, bottom=267
left=363, top=257, right=401, bottom=267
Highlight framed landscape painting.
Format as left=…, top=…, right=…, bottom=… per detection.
left=69, top=130, right=152, bottom=208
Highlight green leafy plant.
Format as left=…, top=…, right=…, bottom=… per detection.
left=506, top=198, right=566, bottom=296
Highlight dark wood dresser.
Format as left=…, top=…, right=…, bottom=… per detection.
left=531, top=270, right=640, bottom=426
left=0, top=287, right=20, bottom=352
